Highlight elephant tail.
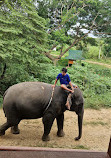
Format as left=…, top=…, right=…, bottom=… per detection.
left=3, top=89, right=8, bottom=100
left=3, top=89, right=9, bottom=117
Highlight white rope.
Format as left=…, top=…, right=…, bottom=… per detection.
left=44, top=87, right=55, bottom=114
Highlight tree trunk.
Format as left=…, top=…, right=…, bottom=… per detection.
left=0, top=63, right=7, bottom=79
left=53, top=59, right=59, bottom=66
left=98, top=46, right=101, bottom=59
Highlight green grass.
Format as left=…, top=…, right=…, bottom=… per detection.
left=73, top=145, right=90, bottom=150
left=83, top=121, right=108, bottom=126
left=84, top=92, right=111, bottom=109
left=33, top=143, right=90, bottom=150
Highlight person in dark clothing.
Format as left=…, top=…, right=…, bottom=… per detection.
left=52, top=68, right=77, bottom=110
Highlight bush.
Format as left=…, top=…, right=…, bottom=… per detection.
left=67, top=62, right=111, bottom=108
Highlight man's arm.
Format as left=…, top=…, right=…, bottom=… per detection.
left=69, top=81, right=74, bottom=92
left=54, top=79, right=58, bottom=86
left=52, top=79, right=58, bottom=88
left=52, top=73, right=60, bottom=88
left=69, top=81, right=77, bottom=92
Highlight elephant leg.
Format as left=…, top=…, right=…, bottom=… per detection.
left=42, top=113, right=55, bottom=141
left=56, top=113, right=65, bottom=137
left=75, top=107, right=84, bottom=141
left=11, top=125, right=20, bottom=134
left=0, top=122, right=11, bottom=136
left=0, top=118, right=20, bottom=136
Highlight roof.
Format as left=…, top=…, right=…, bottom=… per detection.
left=65, top=50, right=85, bottom=60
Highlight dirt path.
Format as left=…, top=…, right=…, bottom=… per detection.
left=85, top=60, right=111, bottom=69
left=50, top=55, right=111, bottom=68
left=0, top=108, right=111, bottom=151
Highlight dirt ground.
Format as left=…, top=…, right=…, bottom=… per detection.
left=0, top=108, right=111, bottom=152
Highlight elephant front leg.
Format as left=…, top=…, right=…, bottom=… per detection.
left=75, top=109, right=84, bottom=141
left=42, top=113, right=55, bottom=141
left=56, top=113, right=65, bottom=137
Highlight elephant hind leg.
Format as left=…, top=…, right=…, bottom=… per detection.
left=0, top=118, right=20, bottom=136
left=11, top=125, right=20, bottom=134
left=0, top=122, right=10, bottom=136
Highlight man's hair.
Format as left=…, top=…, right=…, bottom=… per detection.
left=62, top=68, right=67, bottom=73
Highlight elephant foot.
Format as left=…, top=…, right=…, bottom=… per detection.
left=11, top=127, right=20, bottom=134
left=75, top=136, right=81, bottom=141
left=57, top=130, right=65, bottom=137
left=0, top=130, right=5, bottom=136
left=42, top=134, right=50, bottom=141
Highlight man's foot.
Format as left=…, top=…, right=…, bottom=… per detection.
left=65, top=101, right=70, bottom=110
left=65, top=93, right=73, bottom=110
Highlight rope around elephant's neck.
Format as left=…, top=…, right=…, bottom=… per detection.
left=43, top=87, right=55, bottom=114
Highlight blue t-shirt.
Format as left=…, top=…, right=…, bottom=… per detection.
left=56, top=73, right=71, bottom=85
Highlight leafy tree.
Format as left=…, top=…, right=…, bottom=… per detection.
left=0, top=0, right=49, bottom=94
left=94, top=0, right=111, bottom=37
left=37, top=0, right=111, bottom=63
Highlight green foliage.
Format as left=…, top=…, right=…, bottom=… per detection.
left=103, top=38, right=111, bottom=57
left=0, top=0, right=49, bottom=100
left=37, top=0, right=109, bottom=55
left=0, top=0, right=47, bottom=65
left=66, top=62, right=111, bottom=108
left=83, top=45, right=101, bottom=59
left=0, top=59, right=111, bottom=109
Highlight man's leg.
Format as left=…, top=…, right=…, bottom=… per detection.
left=61, top=84, right=74, bottom=110
left=61, top=84, right=72, bottom=92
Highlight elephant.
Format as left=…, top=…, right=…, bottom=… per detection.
left=0, top=82, right=84, bottom=141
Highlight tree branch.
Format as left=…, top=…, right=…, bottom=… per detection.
left=45, top=12, right=101, bottom=61
left=48, top=4, right=87, bottom=34
left=44, top=44, right=58, bottom=61
left=57, top=13, right=99, bottom=59
left=44, top=52, right=55, bottom=61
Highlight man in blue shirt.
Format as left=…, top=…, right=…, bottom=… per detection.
left=52, top=68, right=77, bottom=110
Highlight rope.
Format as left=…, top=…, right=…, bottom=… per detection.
left=43, top=87, right=55, bottom=114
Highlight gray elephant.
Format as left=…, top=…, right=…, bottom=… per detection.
left=0, top=82, right=84, bottom=141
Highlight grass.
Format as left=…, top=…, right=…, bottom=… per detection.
left=33, top=143, right=90, bottom=150
left=73, top=145, right=90, bottom=150
left=83, top=121, right=108, bottom=126
left=84, top=92, right=111, bottom=109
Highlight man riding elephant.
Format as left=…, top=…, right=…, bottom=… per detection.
left=0, top=80, right=84, bottom=141
left=52, top=68, right=77, bottom=110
